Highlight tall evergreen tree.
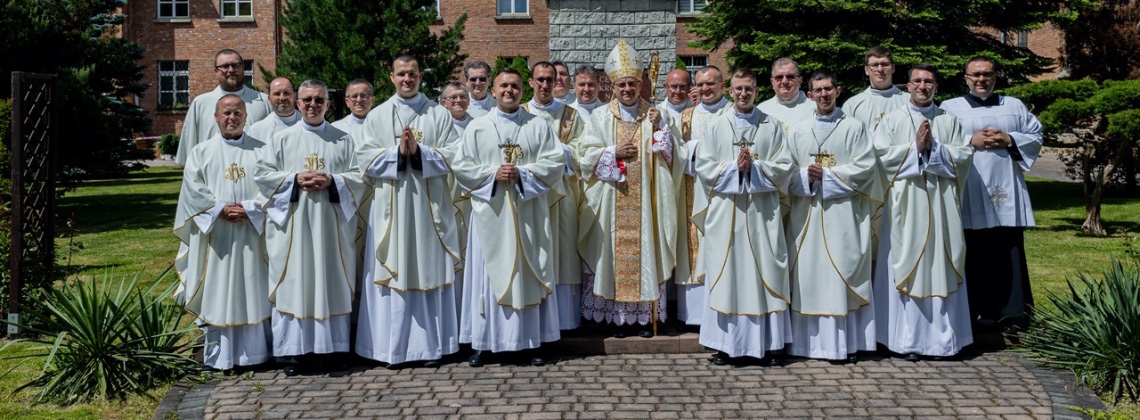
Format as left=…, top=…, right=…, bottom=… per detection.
left=273, top=0, right=467, bottom=109
left=688, top=0, right=1097, bottom=97
left=0, top=0, right=152, bottom=181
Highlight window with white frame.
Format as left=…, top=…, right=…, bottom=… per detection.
left=157, top=61, right=190, bottom=108
left=157, top=0, right=189, bottom=18
left=243, top=60, right=255, bottom=88
left=1017, top=30, right=1029, bottom=48
left=678, top=0, right=707, bottom=14
left=497, top=0, right=528, bottom=16
left=679, top=55, right=708, bottom=81
left=221, top=0, right=252, bottom=18
left=431, top=0, right=440, bottom=17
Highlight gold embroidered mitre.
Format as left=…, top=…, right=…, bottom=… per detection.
left=605, top=41, right=643, bottom=82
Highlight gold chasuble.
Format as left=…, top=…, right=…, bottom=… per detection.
left=578, top=99, right=685, bottom=302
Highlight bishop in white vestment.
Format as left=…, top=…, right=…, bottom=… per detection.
left=454, top=69, right=565, bottom=366
left=354, top=57, right=463, bottom=366
left=177, top=49, right=271, bottom=164
left=785, top=71, right=881, bottom=362
left=873, top=65, right=974, bottom=360
left=254, top=80, right=366, bottom=375
left=174, top=95, right=270, bottom=371
left=694, top=69, right=794, bottom=364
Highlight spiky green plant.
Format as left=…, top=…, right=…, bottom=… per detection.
left=0, top=267, right=199, bottom=405
left=1015, top=259, right=1140, bottom=403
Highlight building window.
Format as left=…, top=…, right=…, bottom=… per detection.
left=678, top=0, right=707, bottom=14
left=1017, top=30, right=1029, bottom=48
left=221, top=0, right=252, bottom=18
left=497, top=0, right=528, bottom=16
left=679, top=55, right=708, bottom=80
left=157, top=61, right=190, bottom=109
left=157, top=0, right=188, bottom=18
left=244, top=60, right=255, bottom=88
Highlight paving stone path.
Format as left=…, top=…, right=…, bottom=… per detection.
left=159, top=350, right=1104, bottom=420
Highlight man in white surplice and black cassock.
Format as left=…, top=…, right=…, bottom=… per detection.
left=354, top=56, right=463, bottom=368
left=521, top=61, right=588, bottom=331
left=694, top=68, right=794, bottom=366
left=941, top=56, right=1042, bottom=335
left=178, top=49, right=271, bottom=164
left=255, top=79, right=366, bottom=376
left=785, top=70, right=882, bottom=363
left=248, top=77, right=299, bottom=143
left=174, top=94, right=270, bottom=372
left=454, top=68, right=566, bottom=367
left=873, top=64, right=974, bottom=361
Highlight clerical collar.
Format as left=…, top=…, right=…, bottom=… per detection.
left=221, top=133, right=245, bottom=144
left=663, top=99, right=693, bottom=113
left=776, top=91, right=806, bottom=106
left=964, top=93, right=1000, bottom=108
left=300, top=120, right=328, bottom=133
left=453, top=114, right=472, bottom=130
left=618, top=101, right=640, bottom=122
left=273, top=110, right=300, bottom=126
left=345, top=115, right=365, bottom=125
left=732, top=108, right=757, bottom=126
left=698, top=97, right=730, bottom=113
left=493, top=107, right=522, bottom=124
left=470, top=93, right=494, bottom=110
left=813, top=108, right=842, bottom=129
left=395, top=92, right=425, bottom=109
left=866, top=85, right=901, bottom=97
left=576, top=100, right=603, bottom=113
left=554, top=92, right=575, bottom=105
left=907, top=102, right=937, bottom=119
left=528, top=98, right=562, bottom=112
left=220, top=85, right=247, bottom=95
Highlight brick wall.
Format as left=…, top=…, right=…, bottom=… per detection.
left=125, top=0, right=279, bottom=135
left=434, top=1, right=551, bottom=72
left=676, top=17, right=730, bottom=74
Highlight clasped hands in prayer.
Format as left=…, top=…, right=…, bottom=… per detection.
left=737, top=148, right=754, bottom=173
left=915, top=119, right=935, bottom=153
left=399, top=126, right=420, bottom=156
left=298, top=170, right=332, bottom=191
left=616, top=108, right=665, bottom=161
left=969, top=128, right=1012, bottom=150
left=496, top=163, right=520, bottom=182
left=222, top=203, right=249, bottom=223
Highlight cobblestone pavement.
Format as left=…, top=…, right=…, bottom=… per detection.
left=160, top=350, right=1104, bottom=420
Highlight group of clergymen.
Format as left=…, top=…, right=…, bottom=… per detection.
left=173, top=41, right=1042, bottom=375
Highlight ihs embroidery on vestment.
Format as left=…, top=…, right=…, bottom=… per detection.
left=224, top=163, right=246, bottom=183
left=304, top=153, right=325, bottom=171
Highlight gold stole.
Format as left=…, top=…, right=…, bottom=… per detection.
left=558, top=106, right=577, bottom=144
left=613, top=100, right=651, bottom=302
left=679, top=107, right=699, bottom=278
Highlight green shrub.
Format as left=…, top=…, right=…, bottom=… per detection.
left=157, top=133, right=179, bottom=157
left=0, top=268, right=200, bottom=405
left=1015, top=259, right=1140, bottom=403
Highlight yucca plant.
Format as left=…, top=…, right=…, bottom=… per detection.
left=1015, top=259, right=1140, bottom=403
left=0, top=268, right=200, bottom=405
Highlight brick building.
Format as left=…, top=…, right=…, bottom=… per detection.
left=123, top=0, right=1062, bottom=136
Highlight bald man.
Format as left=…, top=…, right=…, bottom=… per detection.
left=248, top=77, right=300, bottom=141
left=656, top=69, right=695, bottom=128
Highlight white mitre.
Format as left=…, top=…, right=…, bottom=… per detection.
left=605, top=40, right=643, bottom=81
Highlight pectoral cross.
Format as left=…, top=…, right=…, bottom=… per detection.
left=304, top=152, right=325, bottom=171
left=499, top=140, right=523, bottom=164
left=810, top=149, right=836, bottom=168
left=734, top=136, right=758, bottom=160
left=224, top=163, right=246, bottom=183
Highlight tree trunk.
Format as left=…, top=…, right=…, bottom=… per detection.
left=1081, top=137, right=1132, bottom=236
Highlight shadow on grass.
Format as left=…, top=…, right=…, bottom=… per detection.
left=74, top=170, right=184, bottom=189
left=56, top=192, right=179, bottom=234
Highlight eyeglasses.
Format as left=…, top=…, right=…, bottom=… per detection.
left=729, top=86, right=755, bottom=94
left=441, top=95, right=467, bottom=102
left=215, top=62, right=243, bottom=71
left=533, top=77, right=554, bottom=84
left=909, top=79, right=937, bottom=86
left=665, top=84, right=690, bottom=91
left=810, top=86, right=836, bottom=94
left=299, top=96, right=327, bottom=104
left=772, top=74, right=799, bottom=81
left=347, top=94, right=372, bottom=101
left=468, top=77, right=488, bottom=83
left=966, top=72, right=996, bottom=79
left=614, top=81, right=638, bottom=89
left=866, top=62, right=892, bottom=69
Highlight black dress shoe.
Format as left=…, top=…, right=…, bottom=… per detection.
left=613, top=329, right=627, bottom=338
left=848, top=354, right=859, bottom=364
left=767, top=355, right=784, bottom=367
left=903, top=352, right=920, bottom=362
left=423, top=359, right=441, bottom=368
left=638, top=326, right=654, bottom=338
left=712, top=352, right=730, bottom=366
left=530, top=356, right=546, bottom=366
left=468, top=351, right=486, bottom=367
left=282, top=364, right=300, bottom=376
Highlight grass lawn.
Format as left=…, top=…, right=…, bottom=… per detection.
left=0, top=168, right=1137, bottom=418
